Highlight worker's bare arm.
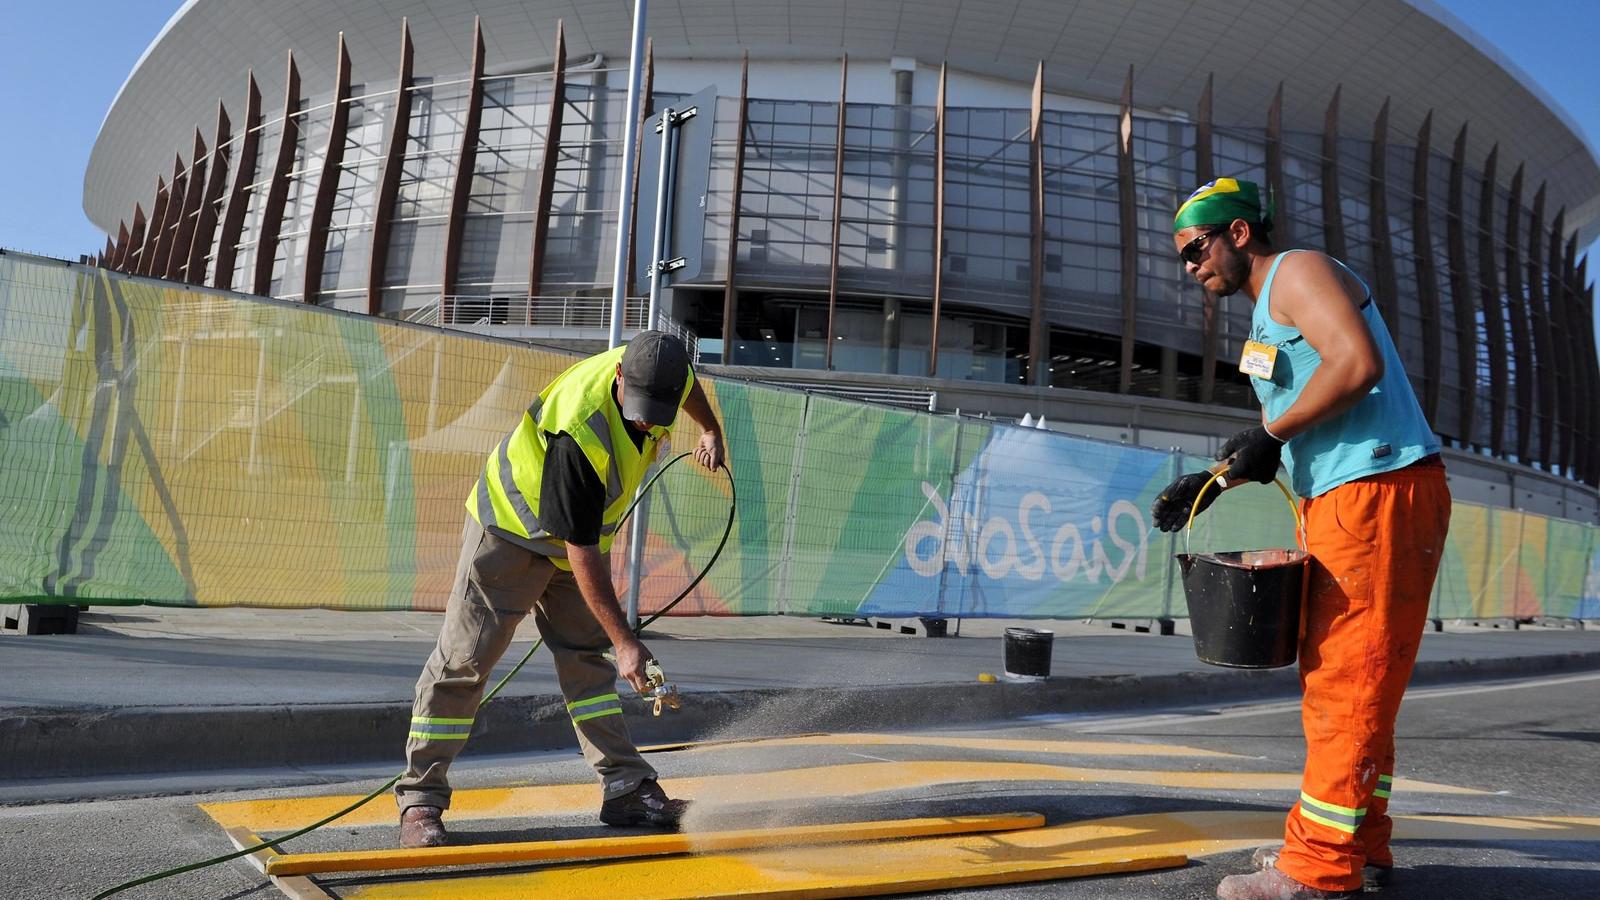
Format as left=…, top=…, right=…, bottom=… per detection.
left=1262, top=252, right=1383, bottom=440
left=567, top=542, right=651, bottom=691
left=681, top=379, right=725, bottom=470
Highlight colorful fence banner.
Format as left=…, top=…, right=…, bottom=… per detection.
left=1, top=251, right=1597, bottom=619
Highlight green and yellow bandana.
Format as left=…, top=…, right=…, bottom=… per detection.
left=1173, top=177, right=1274, bottom=232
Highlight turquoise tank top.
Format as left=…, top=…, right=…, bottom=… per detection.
left=1250, top=249, right=1439, bottom=498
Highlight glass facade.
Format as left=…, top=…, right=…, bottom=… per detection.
left=99, top=58, right=1595, bottom=479
left=318, top=87, right=395, bottom=304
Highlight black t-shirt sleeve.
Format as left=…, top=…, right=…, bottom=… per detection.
left=539, top=432, right=606, bottom=545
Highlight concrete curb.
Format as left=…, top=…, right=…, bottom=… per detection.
left=5, top=650, right=1599, bottom=779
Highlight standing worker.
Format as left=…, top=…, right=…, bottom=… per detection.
left=1151, top=179, right=1450, bottom=899
left=397, top=331, right=726, bottom=848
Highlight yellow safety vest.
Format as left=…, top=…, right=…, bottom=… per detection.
left=466, top=347, right=693, bottom=569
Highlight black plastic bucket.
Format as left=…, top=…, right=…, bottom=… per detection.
left=1003, top=627, right=1054, bottom=680
left=1177, top=548, right=1308, bottom=668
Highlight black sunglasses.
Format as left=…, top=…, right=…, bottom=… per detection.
left=1179, top=225, right=1227, bottom=266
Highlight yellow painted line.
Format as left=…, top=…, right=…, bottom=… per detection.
left=642, top=732, right=1243, bottom=759
left=223, top=826, right=277, bottom=875
left=222, top=825, right=335, bottom=900
left=265, top=812, right=1045, bottom=876
left=336, top=829, right=1185, bottom=899
left=202, top=760, right=1485, bottom=834
left=977, top=810, right=1600, bottom=864
left=1391, top=813, right=1600, bottom=842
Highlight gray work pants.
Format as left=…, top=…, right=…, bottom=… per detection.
left=395, top=519, right=656, bottom=812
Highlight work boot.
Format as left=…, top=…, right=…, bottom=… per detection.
left=399, top=805, right=448, bottom=848
left=1217, top=865, right=1359, bottom=899
left=599, top=779, right=689, bottom=828
left=1251, top=845, right=1393, bottom=891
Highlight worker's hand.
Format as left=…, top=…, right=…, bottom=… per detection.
left=613, top=636, right=652, bottom=694
left=1151, top=471, right=1225, bottom=533
left=695, top=430, right=724, bottom=471
left=1216, top=425, right=1284, bottom=485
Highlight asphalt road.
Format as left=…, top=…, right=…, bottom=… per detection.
left=3, top=671, right=1597, bottom=899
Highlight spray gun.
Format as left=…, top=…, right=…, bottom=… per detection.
left=643, top=658, right=680, bottom=716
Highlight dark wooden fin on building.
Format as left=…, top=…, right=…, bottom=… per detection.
left=1368, top=98, right=1401, bottom=341
left=1475, top=144, right=1506, bottom=456
left=1411, top=111, right=1441, bottom=420
left=1446, top=122, right=1476, bottom=445
left=1116, top=65, right=1137, bottom=394
left=186, top=102, right=232, bottom=284
left=302, top=33, right=354, bottom=304
left=825, top=55, right=848, bottom=369
left=214, top=72, right=263, bottom=290
left=167, top=130, right=209, bottom=280
left=1027, top=61, right=1048, bottom=387
left=722, top=49, right=749, bottom=356
left=1195, top=72, right=1218, bottom=403
left=1319, top=85, right=1346, bottom=261
left=930, top=63, right=947, bottom=377
left=366, top=18, right=415, bottom=315
left=527, top=20, right=568, bottom=315
left=441, top=19, right=487, bottom=310
left=252, top=51, right=302, bottom=296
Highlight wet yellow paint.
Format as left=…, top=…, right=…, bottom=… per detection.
left=264, top=812, right=1045, bottom=876
left=203, top=760, right=1482, bottom=834
left=320, top=810, right=1600, bottom=900
left=336, top=831, right=1185, bottom=899
left=642, top=732, right=1244, bottom=759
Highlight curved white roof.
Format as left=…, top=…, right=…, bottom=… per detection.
left=87, top=0, right=1600, bottom=244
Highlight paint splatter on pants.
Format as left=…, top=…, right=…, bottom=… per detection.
left=396, top=520, right=656, bottom=812
left=1276, top=461, right=1450, bottom=892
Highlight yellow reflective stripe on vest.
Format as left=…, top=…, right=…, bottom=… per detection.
left=1373, top=773, right=1393, bottom=799
left=496, top=434, right=540, bottom=533
left=581, top=408, right=625, bottom=508
left=1298, top=792, right=1366, bottom=834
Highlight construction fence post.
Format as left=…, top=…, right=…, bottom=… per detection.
left=1159, top=448, right=1181, bottom=633
left=773, top=393, right=810, bottom=616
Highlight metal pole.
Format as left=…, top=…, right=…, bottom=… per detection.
left=646, top=107, right=678, bottom=330
left=625, top=105, right=677, bottom=630
left=607, top=0, right=648, bottom=349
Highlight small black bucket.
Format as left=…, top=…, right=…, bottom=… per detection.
left=1175, top=474, right=1308, bottom=669
left=1003, top=627, right=1054, bottom=680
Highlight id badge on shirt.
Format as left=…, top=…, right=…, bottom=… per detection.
left=1239, top=340, right=1278, bottom=379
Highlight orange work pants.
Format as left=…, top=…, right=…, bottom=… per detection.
left=1274, top=461, right=1450, bottom=892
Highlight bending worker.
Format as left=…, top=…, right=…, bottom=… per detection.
left=397, top=330, right=726, bottom=849
left=1152, top=179, right=1450, bottom=900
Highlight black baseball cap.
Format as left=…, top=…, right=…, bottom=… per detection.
left=619, top=331, right=691, bottom=426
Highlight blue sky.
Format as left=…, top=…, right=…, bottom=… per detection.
left=1, top=1, right=1595, bottom=297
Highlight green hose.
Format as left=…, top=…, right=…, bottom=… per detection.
left=93, top=455, right=735, bottom=899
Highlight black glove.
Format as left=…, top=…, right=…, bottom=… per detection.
left=1216, top=425, right=1284, bottom=485
left=1151, top=471, right=1225, bottom=533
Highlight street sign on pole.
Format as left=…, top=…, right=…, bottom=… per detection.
left=633, top=84, right=717, bottom=296
left=624, top=84, right=715, bottom=630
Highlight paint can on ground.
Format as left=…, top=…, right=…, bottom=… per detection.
left=1002, top=627, right=1054, bottom=681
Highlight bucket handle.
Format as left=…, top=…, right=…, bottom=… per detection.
left=1183, top=470, right=1306, bottom=556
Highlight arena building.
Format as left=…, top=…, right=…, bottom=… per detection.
left=83, top=0, right=1600, bottom=509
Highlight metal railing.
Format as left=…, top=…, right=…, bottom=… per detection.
left=654, top=316, right=700, bottom=363
left=753, top=379, right=939, bottom=412
left=423, top=295, right=650, bottom=331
